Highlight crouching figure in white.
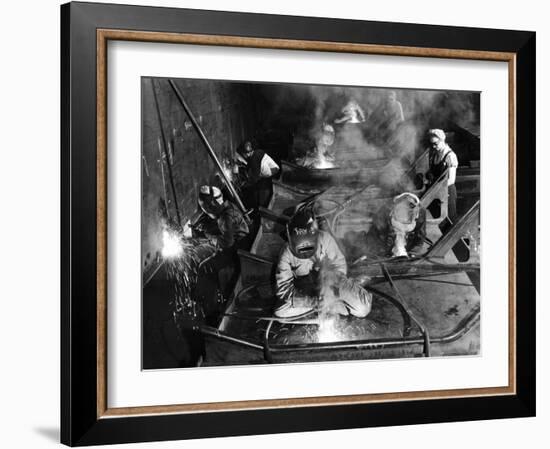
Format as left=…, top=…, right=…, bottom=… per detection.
left=274, top=208, right=372, bottom=319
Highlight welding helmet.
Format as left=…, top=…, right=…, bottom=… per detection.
left=286, top=208, right=319, bottom=259
left=198, top=185, right=225, bottom=219
left=320, top=123, right=335, bottom=146
left=391, top=192, right=421, bottom=226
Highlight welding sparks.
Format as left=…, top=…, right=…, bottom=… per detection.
left=317, top=315, right=343, bottom=343
left=314, top=156, right=335, bottom=169
left=222, top=166, right=233, bottom=182
left=161, top=229, right=183, bottom=259
left=220, top=157, right=238, bottom=183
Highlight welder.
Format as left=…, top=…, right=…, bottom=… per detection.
left=235, top=140, right=279, bottom=209
left=367, top=90, right=405, bottom=149
left=194, top=185, right=250, bottom=309
left=295, top=123, right=336, bottom=169
left=366, top=192, right=427, bottom=258
left=274, top=207, right=372, bottom=319
left=334, top=99, right=367, bottom=124
left=379, top=90, right=404, bottom=130
left=197, top=185, right=249, bottom=250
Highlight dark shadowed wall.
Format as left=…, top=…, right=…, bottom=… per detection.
left=142, top=78, right=257, bottom=276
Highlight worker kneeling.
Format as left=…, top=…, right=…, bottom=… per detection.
left=274, top=208, right=372, bottom=319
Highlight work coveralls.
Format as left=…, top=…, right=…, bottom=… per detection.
left=370, top=204, right=427, bottom=257
left=275, top=231, right=371, bottom=318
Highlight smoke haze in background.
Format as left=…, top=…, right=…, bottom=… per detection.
left=143, top=77, right=480, bottom=278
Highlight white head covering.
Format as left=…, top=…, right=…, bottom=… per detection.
left=428, top=128, right=446, bottom=142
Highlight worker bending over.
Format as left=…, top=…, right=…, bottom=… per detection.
left=334, top=99, right=366, bottom=124
left=368, top=192, right=427, bottom=258
left=197, top=185, right=249, bottom=250
left=295, top=123, right=336, bottom=169
left=193, top=185, right=250, bottom=305
left=274, top=208, right=372, bottom=319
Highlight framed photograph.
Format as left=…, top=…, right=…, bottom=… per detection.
left=61, top=1, right=535, bottom=446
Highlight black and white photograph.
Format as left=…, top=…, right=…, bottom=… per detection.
left=0, top=0, right=543, bottom=445
left=142, top=77, right=481, bottom=369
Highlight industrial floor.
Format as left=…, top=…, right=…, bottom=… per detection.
left=207, top=183, right=480, bottom=366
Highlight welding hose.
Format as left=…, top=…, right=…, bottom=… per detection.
left=328, top=184, right=378, bottom=230
left=264, top=319, right=274, bottom=363
left=201, top=304, right=479, bottom=356
left=381, top=263, right=431, bottom=357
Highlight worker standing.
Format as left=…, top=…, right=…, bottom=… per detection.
left=369, top=90, right=405, bottom=149
left=236, top=140, right=279, bottom=209
left=426, top=129, right=459, bottom=222
left=380, top=91, right=404, bottom=129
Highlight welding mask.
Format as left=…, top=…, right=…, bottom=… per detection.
left=286, top=208, right=319, bottom=259
left=390, top=193, right=421, bottom=257
left=198, top=185, right=225, bottom=219
left=391, top=193, right=421, bottom=225
left=320, top=124, right=335, bottom=147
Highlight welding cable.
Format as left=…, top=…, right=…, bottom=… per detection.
left=261, top=298, right=354, bottom=361
left=381, top=263, right=431, bottom=357
left=423, top=257, right=480, bottom=271
left=329, top=184, right=377, bottom=230
left=263, top=319, right=274, bottom=363
left=351, top=255, right=369, bottom=266
left=223, top=308, right=317, bottom=322
left=398, top=277, right=474, bottom=288
left=202, top=304, right=479, bottom=357
left=367, top=271, right=467, bottom=286
left=362, top=285, right=412, bottom=337
left=352, top=254, right=410, bottom=267
left=330, top=204, right=346, bottom=232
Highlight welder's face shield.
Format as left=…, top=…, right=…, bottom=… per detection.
left=392, top=197, right=420, bottom=225
left=198, top=186, right=225, bottom=219
left=320, top=129, right=335, bottom=147
left=287, top=217, right=319, bottom=259
left=390, top=193, right=421, bottom=257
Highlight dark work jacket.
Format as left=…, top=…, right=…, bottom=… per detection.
left=243, top=149, right=273, bottom=209
left=428, top=147, right=457, bottom=183
left=246, top=149, right=265, bottom=184
left=216, top=201, right=250, bottom=249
